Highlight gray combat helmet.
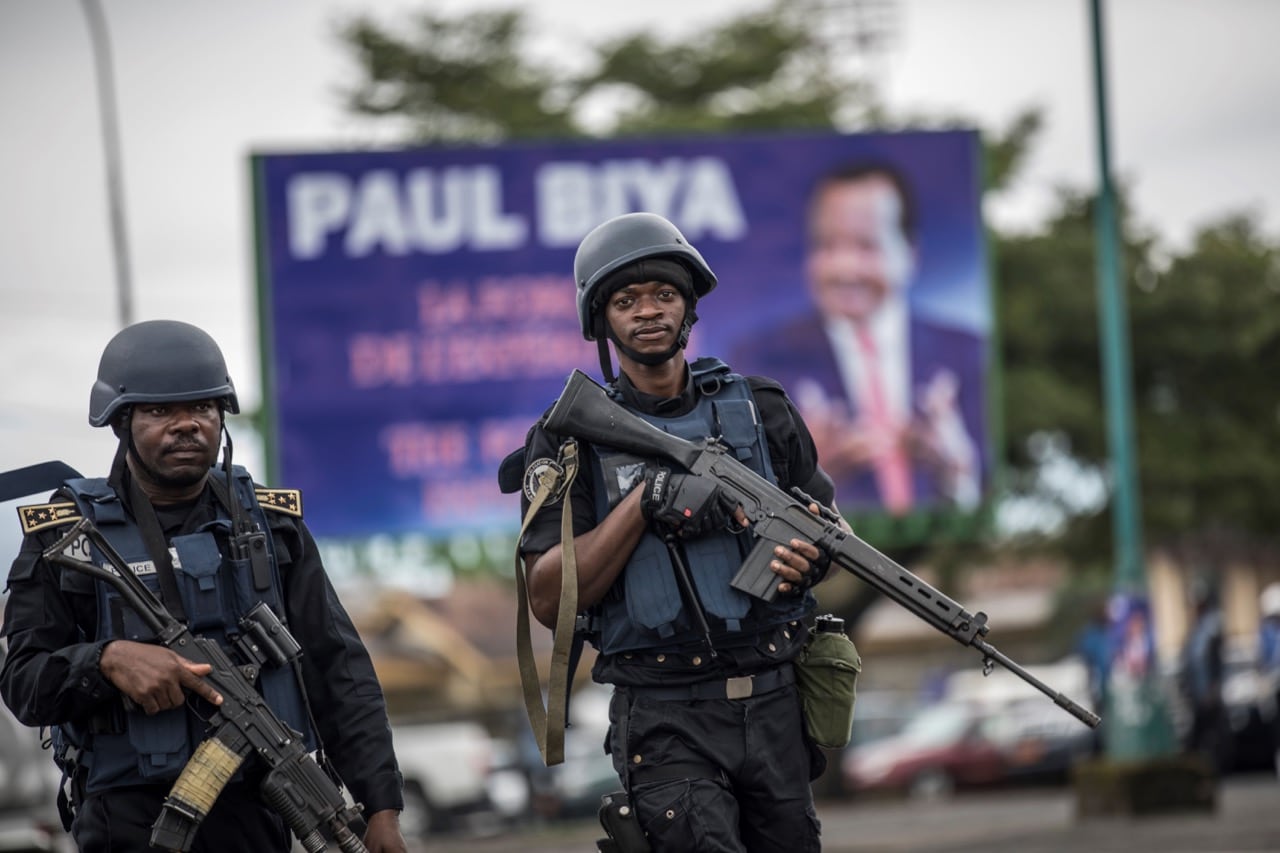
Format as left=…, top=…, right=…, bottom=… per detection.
left=573, top=212, right=717, bottom=341
left=89, top=320, right=240, bottom=427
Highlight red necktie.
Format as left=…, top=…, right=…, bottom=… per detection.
left=854, top=325, right=913, bottom=513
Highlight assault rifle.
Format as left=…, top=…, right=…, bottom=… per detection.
left=44, top=518, right=368, bottom=853
left=545, top=370, right=1101, bottom=729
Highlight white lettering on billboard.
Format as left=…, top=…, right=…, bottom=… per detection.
left=287, top=173, right=351, bottom=260
left=346, top=170, right=412, bottom=256
left=405, top=169, right=466, bottom=251
left=285, top=156, right=746, bottom=260
left=679, top=157, right=747, bottom=239
left=468, top=165, right=527, bottom=249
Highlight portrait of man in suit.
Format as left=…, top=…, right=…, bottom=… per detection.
left=731, top=161, right=987, bottom=515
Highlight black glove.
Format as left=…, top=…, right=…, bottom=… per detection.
left=639, top=464, right=733, bottom=539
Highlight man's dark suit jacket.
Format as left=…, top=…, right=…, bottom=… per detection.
left=730, top=309, right=988, bottom=512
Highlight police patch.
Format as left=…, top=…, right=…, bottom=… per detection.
left=523, top=457, right=568, bottom=503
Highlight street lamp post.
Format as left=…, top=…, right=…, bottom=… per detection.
left=81, top=0, right=133, bottom=329
left=1087, top=0, right=1176, bottom=762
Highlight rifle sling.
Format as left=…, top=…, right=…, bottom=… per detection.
left=126, top=476, right=189, bottom=624
left=514, top=439, right=580, bottom=766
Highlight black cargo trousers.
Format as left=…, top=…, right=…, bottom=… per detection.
left=607, top=669, right=822, bottom=853
left=71, top=781, right=291, bottom=853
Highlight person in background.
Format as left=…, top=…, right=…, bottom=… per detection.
left=1258, top=581, right=1280, bottom=776
left=1074, top=598, right=1112, bottom=751
left=1179, top=578, right=1226, bottom=774
left=0, top=320, right=406, bottom=853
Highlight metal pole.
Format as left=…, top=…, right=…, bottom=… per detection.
left=81, top=0, right=134, bottom=328
left=1087, top=0, right=1174, bottom=760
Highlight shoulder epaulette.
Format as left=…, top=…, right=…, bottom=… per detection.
left=254, top=487, right=303, bottom=518
left=17, top=501, right=82, bottom=535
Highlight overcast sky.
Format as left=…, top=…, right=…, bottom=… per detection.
left=2, top=0, right=1278, bottom=558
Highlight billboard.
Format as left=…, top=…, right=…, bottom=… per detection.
left=252, top=129, right=991, bottom=540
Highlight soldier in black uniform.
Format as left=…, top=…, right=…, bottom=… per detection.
left=516, top=213, right=845, bottom=853
left=0, top=320, right=407, bottom=853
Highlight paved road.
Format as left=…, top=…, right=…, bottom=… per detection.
left=423, top=772, right=1279, bottom=852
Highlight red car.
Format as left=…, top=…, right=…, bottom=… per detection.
left=841, top=701, right=1006, bottom=799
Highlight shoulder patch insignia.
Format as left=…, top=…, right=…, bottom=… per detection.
left=523, top=457, right=568, bottom=504
left=17, top=502, right=82, bottom=535
left=254, top=488, right=303, bottom=517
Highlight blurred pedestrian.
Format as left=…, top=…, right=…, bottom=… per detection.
left=1075, top=598, right=1112, bottom=714
left=1075, top=599, right=1112, bottom=753
left=1179, top=578, right=1226, bottom=773
left=1258, top=581, right=1280, bottom=776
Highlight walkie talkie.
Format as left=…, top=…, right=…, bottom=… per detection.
left=222, top=433, right=272, bottom=590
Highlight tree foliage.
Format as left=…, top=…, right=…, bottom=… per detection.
left=1131, top=216, right=1280, bottom=543
left=578, top=6, right=859, bottom=136
left=997, top=194, right=1280, bottom=570
left=337, top=2, right=873, bottom=142
left=338, top=8, right=577, bottom=142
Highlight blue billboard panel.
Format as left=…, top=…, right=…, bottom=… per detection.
left=253, top=130, right=991, bottom=538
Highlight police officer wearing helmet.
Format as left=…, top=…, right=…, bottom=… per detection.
left=0, top=320, right=407, bottom=853
left=517, top=213, right=845, bottom=853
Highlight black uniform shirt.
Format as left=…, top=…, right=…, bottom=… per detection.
left=517, top=367, right=836, bottom=686
left=0, top=472, right=404, bottom=816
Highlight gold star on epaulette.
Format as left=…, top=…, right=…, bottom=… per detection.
left=254, top=488, right=303, bottom=518
left=17, top=502, right=82, bottom=535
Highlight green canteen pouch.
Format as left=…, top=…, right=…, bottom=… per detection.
left=795, top=624, right=861, bottom=749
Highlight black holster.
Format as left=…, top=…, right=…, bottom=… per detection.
left=597, top=790, right=651, bottom=853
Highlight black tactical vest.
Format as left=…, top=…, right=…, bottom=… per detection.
left=55, top=468, right=314, bottom=794
left=588, top=359, right=813, bottom=655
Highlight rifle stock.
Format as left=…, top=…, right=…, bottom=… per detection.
left=43, top=518, right=368, bottom=853
left=544, top=370, right=1101, bottom=729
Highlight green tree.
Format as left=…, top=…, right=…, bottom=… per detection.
left=575, top=5, right=862, bottom=136
left=337, top=2, right=877, bottom=143
left=996, top=190, right=1280, bottom=578
left=1131, top=216, right=1280, bottom=549
left=338, top=8, right=578, bottom=142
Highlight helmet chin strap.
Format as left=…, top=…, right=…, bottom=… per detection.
left=111, top=410, right=229, bottom=493
left=596, top=336, right=617, bottom=385
left=601, top=306, right=698, bottom=373
left=107, top=432, right=130, bottom=491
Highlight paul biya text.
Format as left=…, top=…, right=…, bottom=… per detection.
left=285, top=157, right=747, bottom=260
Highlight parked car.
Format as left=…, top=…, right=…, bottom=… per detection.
left=391, top=719, right=501, bottom=838
left=842, top=701, right=1005, bottom=799
left=524, top=683, right=619, bottom=820
left=841, top=690, right=1097, bottom=801
left=848, top=689, right=918, bottom=748
left=984, top=698, right=1096, bottom=786
left=482, top=733, right=534, bottom=827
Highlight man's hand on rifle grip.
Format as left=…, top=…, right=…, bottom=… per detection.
left=99, top=639, right=223, bottom=715
left=773, top=502, right=826, bottom=595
